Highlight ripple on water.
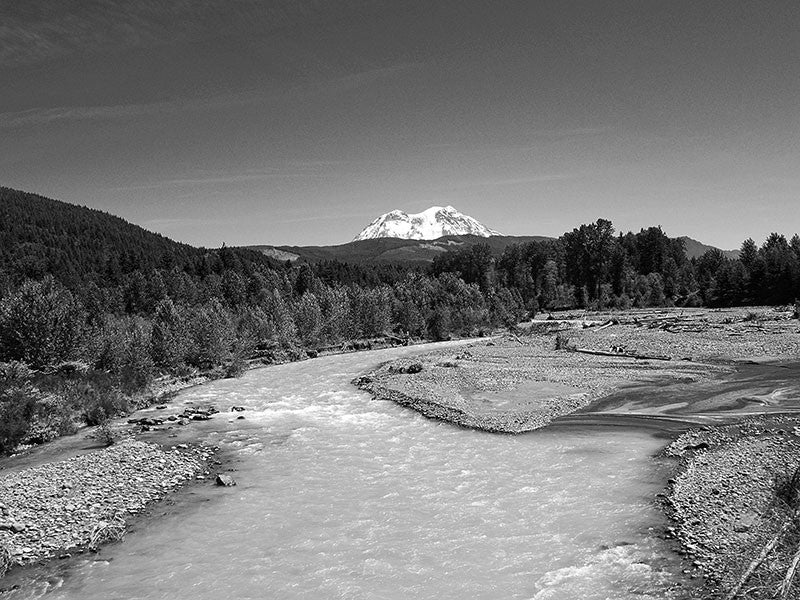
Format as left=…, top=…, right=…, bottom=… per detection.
left=7, top=346, right=689, bottom=600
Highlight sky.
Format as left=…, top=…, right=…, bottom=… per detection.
left=2, top=1, right=799, bottom=249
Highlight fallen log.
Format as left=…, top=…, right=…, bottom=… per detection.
left=593, top=319, right=618, bottom=331
left=574, top=348, right=671, bottom=361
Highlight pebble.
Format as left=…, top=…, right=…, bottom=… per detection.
left=0, top=440, right=212, bottom=571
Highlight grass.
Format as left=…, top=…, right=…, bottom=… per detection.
left=88, top=516, right=126, bottom=552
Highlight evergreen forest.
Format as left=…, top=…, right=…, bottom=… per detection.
left=1, top=187, right=799, bottom=453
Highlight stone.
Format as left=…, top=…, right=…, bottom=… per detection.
left=0, top=521, right=26, bottom=533
left=684, top=442, right=710, bottom=451
left=231, top=406, right=246, bottom=412
left=215, top=474, right=237, bottom=487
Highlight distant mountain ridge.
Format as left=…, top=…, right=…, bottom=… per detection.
left=678, top=236, right=740, bottom=260
left=252, top=234, right=740, bottom=267
left=252, top=235, right=552, bottom=266
left=0, top=186, right=740, bottom=279
left=353, top=206, right=500, bottom=241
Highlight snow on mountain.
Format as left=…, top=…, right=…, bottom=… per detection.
left=353, top=206, right=501, bottom=241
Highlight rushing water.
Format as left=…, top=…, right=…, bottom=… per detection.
left=8, top=343, right=691, bottom=600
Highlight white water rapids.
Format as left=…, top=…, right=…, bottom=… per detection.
left=9, top=342, right=690, bottom=599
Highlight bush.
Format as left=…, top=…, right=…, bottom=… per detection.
left=776, top=466, right=800, bottom=510
left=25, top=393, right=77, bottom=444
left=96, top=421, right=116, bottom=446
left=0, top=277, right=85, bottom=368
left=0, top=382, right=39, bottom=453
left=118, top=317, right=154, bottom=393
left=555, top=331, right=575, bottom=351
left=224, top=349, right=249, bottom=378
left=77, top=382, right=128, bottom=427
left=0, top=361, right=34, bottom=381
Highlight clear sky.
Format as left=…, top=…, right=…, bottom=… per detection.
left=2, top=1, right=799, bottom=249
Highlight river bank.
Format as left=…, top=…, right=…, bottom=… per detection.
left=3, top=307, right=799, bottom=597
left=0, top=399, right=237, bottom=588
left=0, top=333, right=438, bottom=588
left=358, top=306, right=800, bottom=598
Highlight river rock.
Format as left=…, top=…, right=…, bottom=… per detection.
left=0, top=521, right=26, bottom=533
left=215, top=474, right=237, bottom=487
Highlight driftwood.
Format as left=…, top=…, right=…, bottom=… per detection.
left=508, top=333, right=524, bottom=344
left=593, top=319, right=617, bottom=331
left=383, top=333, right=410, bottom=345
left=778, top=545, right=800, bottom=599
left=574, top=348, right=671, bottom=361
left=723, top=520, right=793, bottom=600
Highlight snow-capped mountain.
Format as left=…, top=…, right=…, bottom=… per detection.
left=353, top=206, right=501, bottom=241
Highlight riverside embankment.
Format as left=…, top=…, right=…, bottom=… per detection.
left=0, top=440, right=216, bottom=578
left=359, top=307, right=800, bottom=599
left=3, top=307, right=799, bottom=599
left=1, top=339, right=698, bottom=600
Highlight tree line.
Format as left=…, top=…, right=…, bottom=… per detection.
left=441, top=219, right=800, bottom=313
left=1, top=196, right=799, bottom=453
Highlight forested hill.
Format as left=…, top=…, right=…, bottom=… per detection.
left=0, top=187, right=202, bottom=286
left=0, top=186, right=312, bottom=292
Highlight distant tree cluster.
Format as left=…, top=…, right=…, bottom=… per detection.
left=438, top=220, right=800, bottom=313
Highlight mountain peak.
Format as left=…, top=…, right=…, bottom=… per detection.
left=353, top=206, right=500, bottom=241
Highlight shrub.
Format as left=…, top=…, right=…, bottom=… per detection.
left=118, top=317, right=154, bottom=393
left=78, top=383, right=128, bottom=427
left=0, top=277, right=85, bottom=368
left=555, top=331, right=575, bottom=351
left=0, top=382, right=39, bottom=453
left=150, top=298, right=187, bottom=372
left=0, top=361, right=34, bottom=380
left=25, top=393, right=77, bottom=444
left=776, top=465, right=800, bottom=510
left=96, top=421, right=116, bottom=446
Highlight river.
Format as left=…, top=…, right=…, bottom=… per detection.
left=6, top=342, right=692, bottom=599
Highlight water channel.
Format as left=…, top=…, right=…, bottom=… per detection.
left=8, top=342, right=703, bottom=599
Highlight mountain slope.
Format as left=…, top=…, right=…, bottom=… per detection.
left=0, top=187, right=278, bottom=287
left=0, top=187, right=203, bottom=284
left=251, top=234, right=553, bottom=266
left=679, top=236, right=740, bottom=260
left=354, top=206, right=500, bottom=241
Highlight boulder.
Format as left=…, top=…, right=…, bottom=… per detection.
left=215, top=474, right=237, bottom=487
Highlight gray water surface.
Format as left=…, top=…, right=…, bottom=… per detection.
left=7, top=343, right=690, bottom=600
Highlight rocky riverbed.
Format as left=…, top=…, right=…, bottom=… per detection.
left=358, top=306, right=800, bottom=597
left=0, top=437, right=218, bottom=580
left=359, top=307, right=800, bottom=434
left=663, top=417, right=800, bottom=599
